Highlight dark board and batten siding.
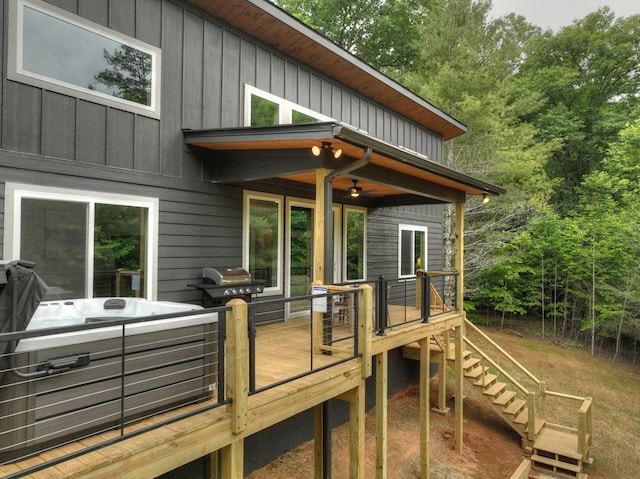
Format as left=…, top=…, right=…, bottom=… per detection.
left=0, top=0, right=446, bottom=300
left=367, top=205, right=444, bottom=279
left=0, top=151, right=242, bottom=303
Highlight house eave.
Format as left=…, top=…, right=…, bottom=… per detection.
left=185, top=0, right=467, bottom=140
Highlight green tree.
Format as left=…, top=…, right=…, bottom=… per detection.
left=94, top=45, right=152, bottom=106
left=518, top=8, right=640, bottom=212
left=277, top=0, right=433, bottom=75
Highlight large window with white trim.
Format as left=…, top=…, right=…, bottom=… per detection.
left=244, top=192, right=283, bottom=293
left=8, top=0, right=161, bottom=118
left=398, top=224, right=427, bottom=277
left=245, top=85, right=332, bottom=126
left=4, top=184, right=159, bottom=300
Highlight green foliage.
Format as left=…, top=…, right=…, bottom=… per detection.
left=277, top=0, right=640, bottom=360
left=94, top=45, right=152, bottom=106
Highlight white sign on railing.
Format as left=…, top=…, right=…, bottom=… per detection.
left=312, top=285, right=328, bottom=313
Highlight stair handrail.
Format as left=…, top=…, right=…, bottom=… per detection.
left=465, top=319, right=541, bottom=386
left=463, top=337, right=530, bottom=396
left=465, top=319, right=593, bottom=458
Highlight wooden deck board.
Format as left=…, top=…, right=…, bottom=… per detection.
left=534, top=426, right=581, bottom=460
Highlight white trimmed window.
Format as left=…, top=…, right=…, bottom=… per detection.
left=245, top=85, right=333, bottom=126
left=8, top=0, right=161, bottom=118
left=343, top=207, right=367, bottom=281
left=3, top=184, right=159, bottom=300
left=243, top=191, right=284, bottom=294
left=398, top=224, right=427, bottom=278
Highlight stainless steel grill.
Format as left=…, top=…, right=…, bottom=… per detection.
left=189, top=266, right=265, bottom=306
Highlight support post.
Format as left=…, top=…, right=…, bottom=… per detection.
left=347, top=384, right=365, bottom=479
left=226, top=299, right=248, bottom=434
left=433, top=333, right=450, bottom=414
left=375, top=351, right=388, bottom=479
left=315, top=168, right=331, bottom=284
left=314, top=404, right=324, bottom=479
left=455, top=202, right=465, bottom=312
left=454, top=325, right=464, bottom=453
left=221, top=440, right=244, bottom=479
left=358, top=284, right=373, bottom=378
left=419, top=336, right=431, bottom=478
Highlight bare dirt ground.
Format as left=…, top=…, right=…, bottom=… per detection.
left=247, top=327, right=640, bottom=479
left=247, top=379, right=527, bottom=478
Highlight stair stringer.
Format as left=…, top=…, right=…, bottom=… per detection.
left=439, top=334, right=592, bottom=479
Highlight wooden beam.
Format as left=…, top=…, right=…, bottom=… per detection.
left=208, top=451, right=219, bottom=479
left=314, top=404, right=324, bottom=479
left=315, top=168, right=331, bottom=283
left=221, top=440, right=243, bottom=479
left=434, top=333, right=450, bottom=414
left=375, top=352, right=388, bottom=479
left=359, top=284, right=374, bottom=378
left=419, top=336, right=431, bottom=478
left=370, top=313, right=464, bottom=355
left=347, top=384, right=365, bottom=479
left=311, top=280, right=325, bottom=354
left=454, top=325, right=464, bottom=453
left=226, top=299, right=249, bottom=434
left=455, top=202, right=464, bottom=312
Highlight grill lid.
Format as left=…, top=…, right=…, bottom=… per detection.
left=203, top=266, right=252, bottom=285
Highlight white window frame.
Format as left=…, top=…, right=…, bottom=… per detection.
left=8, top=0, right=161, bottom=119
left=244, top=85, right=333, bottom=126
left=243, top=191, right=284, bottom=295
left=398, top=224, right=428, bottom=278
left=343, top=206, right=367, bottom=282
left=3, top=183, right=159, bottom=300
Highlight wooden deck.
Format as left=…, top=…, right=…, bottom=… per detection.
left=0, top=295, right=467, bottom=479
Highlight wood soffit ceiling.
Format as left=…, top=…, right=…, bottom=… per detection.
left=186, top=0, right=467, bottom=140
left=184, top=123, right=505, bottom=204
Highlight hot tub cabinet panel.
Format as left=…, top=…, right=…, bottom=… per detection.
left=0, top=304, right=219, bottom=462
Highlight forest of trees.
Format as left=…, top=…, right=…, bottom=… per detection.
left=276, top=0, right=640, bottom=363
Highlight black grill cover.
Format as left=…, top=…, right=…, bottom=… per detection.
left=0, top=260, right=48, bottom=382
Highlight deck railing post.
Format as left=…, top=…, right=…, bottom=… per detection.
left=527, top=391, right=536, bottom=442
left=376, top=276, right=387, bottom=336
left=538, top=380, right=546, bottom=420
left=226, top=298, right=248, bottom=434
left=358, top=284, right=373, bottom=379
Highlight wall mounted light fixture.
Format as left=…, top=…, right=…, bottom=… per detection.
left=482, top=194, right=490, bottom=204
left=311, top=141, right=342, bottom=159
left=348, top=179, right=362, bottom=198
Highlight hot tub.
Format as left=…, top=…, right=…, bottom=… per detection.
left=0, top=298, right=219, bottom=462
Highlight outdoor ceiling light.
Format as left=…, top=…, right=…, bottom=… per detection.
left=482, top=194, right=490, bottom=204
left=311, top=141, right=342, bottom=159
left=348, top=179, right=362, bottom=198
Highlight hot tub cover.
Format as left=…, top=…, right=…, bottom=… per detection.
left=0, top=260, right=48, bottom=382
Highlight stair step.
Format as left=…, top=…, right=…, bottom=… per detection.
left=462, top=357, right=480, bottom=370
left=534, top=425, right=583, bottom=461
left=514, top=408, right=529, bottom=425
left=526, top=418, right=546, bottom=435
left=474, top=373, right=497, bottom=387
left=493, top=390, right=516, bottom=407
left=504, top=398, right=526, bottom=416
left=464, top=366, right=488, bottom=379
left=531, top=454, right=582, bottom=473
left=483, top=382, right=507, bottom=398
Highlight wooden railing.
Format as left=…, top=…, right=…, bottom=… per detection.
left=464, top=319, right=593, bottom=451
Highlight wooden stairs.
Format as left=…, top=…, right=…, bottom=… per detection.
left=451, top=345, right=592, bottom=479
left=404, top=324, right=593, bottom=479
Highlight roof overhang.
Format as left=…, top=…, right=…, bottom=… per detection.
left=184, top=123, right=505, bottom=207
left=186, top=0, right=467, bottom=140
